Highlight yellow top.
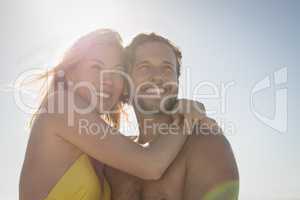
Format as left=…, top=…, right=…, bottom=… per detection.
left=45, top=154, right=111, bottom=200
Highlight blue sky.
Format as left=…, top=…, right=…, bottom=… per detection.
left=0, top=0, right=299, bottom=199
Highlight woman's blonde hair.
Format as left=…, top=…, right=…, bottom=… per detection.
left=31, top=29, right=125, bottom=128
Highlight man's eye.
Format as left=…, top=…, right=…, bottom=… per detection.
left=138, top=65, right=150, bottom=71
left=115, top=66, right=125, bottom=72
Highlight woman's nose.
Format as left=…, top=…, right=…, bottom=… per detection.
left=100, top=79, right=113, bottom=87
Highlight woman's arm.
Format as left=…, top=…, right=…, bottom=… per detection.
left=39, top=91, right=188, bottom=180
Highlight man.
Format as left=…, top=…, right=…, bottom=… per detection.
left=104, top=33, right=239, bottom=200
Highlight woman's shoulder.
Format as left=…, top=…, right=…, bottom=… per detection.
left=30, top=90, right=70, bottom=134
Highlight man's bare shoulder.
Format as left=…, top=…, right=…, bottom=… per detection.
left=185, top=118, right=239, bottom=181
left=182, top=118, right=239, bottom=199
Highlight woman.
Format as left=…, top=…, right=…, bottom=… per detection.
left=19, top=29, right=200, bottom=200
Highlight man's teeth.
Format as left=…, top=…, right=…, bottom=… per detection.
left=145, top=88, right=165, bottom=95
left=96, top=92, right=111, bottom=98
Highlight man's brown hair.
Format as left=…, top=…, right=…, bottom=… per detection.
left=125, top=33, right=182, bottom=78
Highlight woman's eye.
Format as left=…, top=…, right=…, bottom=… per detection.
left=91, top=64, right=103, bottom=70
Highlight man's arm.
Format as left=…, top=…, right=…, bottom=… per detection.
left=183, top=119, right=239, bottom=200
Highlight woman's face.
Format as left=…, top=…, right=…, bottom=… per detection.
left=68, top=43, right=125, bottom=113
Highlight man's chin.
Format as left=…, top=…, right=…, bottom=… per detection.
left=135, top=99, right=176, bottom=114
left=134, top=99, right=159, bottom=114
left=95, top=103, right=114, bottom=114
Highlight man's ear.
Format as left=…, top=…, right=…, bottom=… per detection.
left=120, top=83, right=130, bottom=103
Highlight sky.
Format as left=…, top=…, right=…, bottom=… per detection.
left=0, top=0, right=299, bottom=199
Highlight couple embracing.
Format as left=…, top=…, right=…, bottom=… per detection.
left=19, top=29, right=239, bottom=200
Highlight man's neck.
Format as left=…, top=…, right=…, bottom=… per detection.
left=134, top=109, right=173, bottom=144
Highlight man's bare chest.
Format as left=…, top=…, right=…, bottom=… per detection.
left=105, top=152, right=186, bottom=200
left=141, top=164, right=186, bottom=200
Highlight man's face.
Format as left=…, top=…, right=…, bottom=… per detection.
left=129, top=41, right=179, bottom=114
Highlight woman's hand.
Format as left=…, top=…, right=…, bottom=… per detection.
left=171, top=99, right=221, bottom=135
left=173, top=98, right=206, bottom=119
left=170, top=99, right=206, bottom=134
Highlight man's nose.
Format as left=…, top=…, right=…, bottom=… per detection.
left=150, top=75, right=164, bottom=85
